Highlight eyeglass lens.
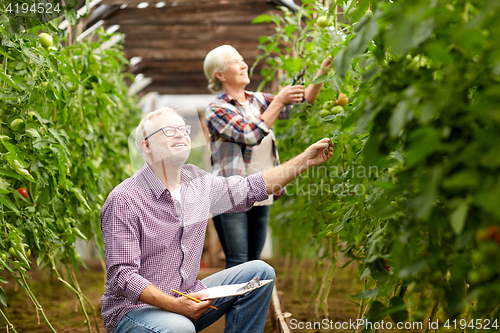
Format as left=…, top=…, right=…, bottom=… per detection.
left=163, top=126, right=190, bottom=137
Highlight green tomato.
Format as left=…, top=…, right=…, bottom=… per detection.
left=330, top=105, right=344, bottom=114
left=319, top=109, right=331, bottom=117
left=39, top=33, right=53, bottom=49
left=467, top=270, right=482, bottom=285
left=10, top=118, right=24, bottom=131
left=317, top=15, right=331, bottom=28
left=8, top=247, right=17, bottom=260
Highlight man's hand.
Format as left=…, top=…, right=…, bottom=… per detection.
left=174, top=292, right=214, bottom=320
left=301, top=138, right=334, bottom=169
left=138, top=285, right=214, bottom=320
left=262, top=138, right=333, bottom=194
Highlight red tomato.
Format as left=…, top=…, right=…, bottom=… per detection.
left=16, top=187, right=28, bottom=199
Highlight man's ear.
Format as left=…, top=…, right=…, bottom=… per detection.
left=141, top=140, right=152, bottom=154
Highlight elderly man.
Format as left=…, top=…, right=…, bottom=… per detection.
left=100, top=107, right=333, bottom=333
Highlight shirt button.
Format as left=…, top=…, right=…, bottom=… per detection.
left=181, top=245, right=186, bottom=250
left=180, top=269, right=185, bottom=275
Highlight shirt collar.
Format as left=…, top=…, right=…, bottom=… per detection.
left=216, top=91, right=254, bottom=107
left=138, top=162, right=192, bottom=200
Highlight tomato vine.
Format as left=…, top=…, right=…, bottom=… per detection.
left=0, top=12, right=140, bottom=331
left=256, top=0, right=500, bottom=327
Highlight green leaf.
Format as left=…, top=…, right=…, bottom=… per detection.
left=5, top=155, right=35, bottom=182
left=252, top=14, right=272, bottom=24
left=372, top=181, right=396, bottom=190
left=405, top=127, right=440, bottom=168
left=335, top=15, right=378, bottom=76
left=389, top=297, right=409, bottom=323
left=0, top=193, right=19, bottom=215
left=25, top=128, right=40, bottom=138
left=0, top=135, right=19, bottom=155
left=0, top=286, right=7, bottom=307
left=409, top=167, right=441, bottom=220
left=0, top=72, right=21, bottom=91
left=64, top=8, right=78, bottom=25
left=449, top=199, right=468, bottom=235
left=389, top=100, right=410, bottom=138
left=311, top=74, right=329, bottom=85
left=398, top=260, right=428, bottom=279
left=352, top=287, right=380, bottom=299
left=21, top=46, right=44, bottom=66
left=350, top=0, right=371, bottom=23
left=71, top=187, right=91, bottom=211
left=0, top=177, right=10, bottom=194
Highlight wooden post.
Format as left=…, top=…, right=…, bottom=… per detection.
left=271, top=285, right=294, bottom=333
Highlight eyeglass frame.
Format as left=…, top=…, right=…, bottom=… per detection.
left=144, top=125, right=191, bottom=141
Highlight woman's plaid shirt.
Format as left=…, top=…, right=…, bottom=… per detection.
left=205, top=91, right=293, bottom=178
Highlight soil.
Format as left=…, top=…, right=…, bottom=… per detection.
left=0, top=258, right=410, bottom=333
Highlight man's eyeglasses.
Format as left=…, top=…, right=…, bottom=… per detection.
left=144, top=125, right=191, bottom=140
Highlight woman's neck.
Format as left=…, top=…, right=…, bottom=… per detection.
left=223, top=85, right=247, bottom=104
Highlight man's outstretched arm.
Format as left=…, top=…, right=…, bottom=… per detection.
left=262, top=138, right=333, bottom=194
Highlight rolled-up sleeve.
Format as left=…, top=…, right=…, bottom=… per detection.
left=100, top=195, right=151, bottom=304
left=209, top=172, right=269, bottom=215
left=206, top=105, right=270, bottom=147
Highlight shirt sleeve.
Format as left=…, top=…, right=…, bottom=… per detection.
left=206, top=104, right=270, bottom=146
left=100, top=194, right=151, bottom=304
left=209, top=172, right=269, bottom=215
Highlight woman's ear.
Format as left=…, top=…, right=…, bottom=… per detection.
left=215, top=71, right=224, bottom=82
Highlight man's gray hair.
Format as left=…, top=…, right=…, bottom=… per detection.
left=135, top=107, right=184, bottom=159
left=203, top=45, right=237, bottom=93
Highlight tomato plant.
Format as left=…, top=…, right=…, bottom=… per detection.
left=254, top=0, right=500, bottom=327
left=0, top=11, right=141, bottom=331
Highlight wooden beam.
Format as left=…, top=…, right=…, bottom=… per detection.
left=143, top=79, right=272, bottom=95
left=131, top=59, right=264, bottom=75
left=100, top=0, right=272, bottom=6
left=115, top=23, right=275, bottom=41
left=123, top=41, right=267, bottom=60
left=106, top=2, right=278, bottom=25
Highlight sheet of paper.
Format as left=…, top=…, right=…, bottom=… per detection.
left=200, top=279, right=273, bottom=300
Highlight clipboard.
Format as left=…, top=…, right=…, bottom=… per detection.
left=200, top=276, right=273, bottom=300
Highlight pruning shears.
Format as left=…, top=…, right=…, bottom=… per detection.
left=292, top=66, right=308, bottom=85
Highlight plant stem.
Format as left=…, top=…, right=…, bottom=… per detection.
left=50, top=255, right=96, bottom=333
left=422, top=301, right=438, bottom=333
left=0, top=308, right=18, bottom=333
left=334, top=0, right=338, bottom=33
left=17, top=271, right=57, bottom=332
left=66, top=261, right=101, bottom=333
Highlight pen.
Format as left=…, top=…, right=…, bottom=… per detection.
left=171, top=289, right=218, bottom=310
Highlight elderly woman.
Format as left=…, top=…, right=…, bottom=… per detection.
left=204, top=45, right=331, bottom=268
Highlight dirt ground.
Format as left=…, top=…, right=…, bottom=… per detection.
left=0, top=258, right=371, bottom=333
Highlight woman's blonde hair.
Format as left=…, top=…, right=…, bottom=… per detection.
left=203, top=45, right=237, bottom=93
left=135, top=107, right=184, bottom=159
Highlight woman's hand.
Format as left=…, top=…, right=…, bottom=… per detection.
left=275, top=85, right=306, bottom=106
left=320, top=56, right=333, bottom=70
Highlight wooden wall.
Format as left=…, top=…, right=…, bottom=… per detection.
left=100, top=0, right=282, bottom=95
